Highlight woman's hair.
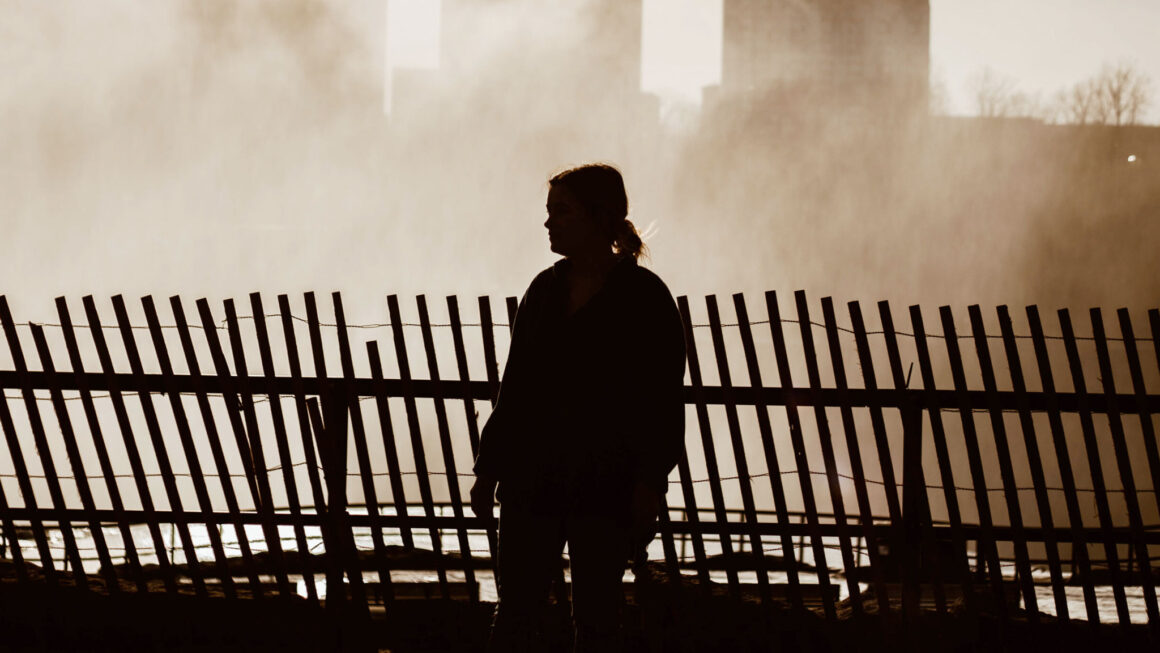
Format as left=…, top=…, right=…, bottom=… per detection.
left=549, top=163, right=648, bottom=261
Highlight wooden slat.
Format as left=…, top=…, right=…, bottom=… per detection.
left=878, top=300, right=947, bottom=616
left=1117, top=309, right=1160, bottom=552
left=55, top=298, right=148, bottom=594
left=0, top=466, right=28, bottom=585
left=0, top=389, right=53, bottom=587
left=678, top=295, right=739, bottom=598
left=248, top=293, right=321, bottom=604
left=82, top=296, right=178, bottom=594
left=330, top=292, right=395, bottom=606
left=306, top=395, right=368, bottom=615
left=1090, top=308, right=1157, bottom=624
left=111, top=295, right=206, bottom=598
left=1057, top=308, right=1130, bottom=623
left=192, top=302, right=261, bottom=509
left=784, top=291, right=836, bottom=620
left=938, top=307, right=1009, bottom=621
left=505, top=297, right=518, bottom=336
left=735, top=293, right=801, bottom=609
left=448, top=297, right=497, bottom=567
left=796, top=298, right=860, bottom=615
left=278, top=294, right=329, bottom=533
left=170, top=296, right=264, bottom=599
left=366, top=341, right=414, bottom=549
left=906, top=305, right=979, bottom=618
left=29, top=323, right=121, bottom=593
left=0, top=297, right=89, bottom=590
left=821, top=300, right=890, bottom=615
left=1026, top=305, right=1100, bottom=622
left=6, top=507, right=1160, bottom=542
left=294, top=293, right=331, bottom=519
left=416, top=295, right=478, bottom=603
left=302, top=292, right=363, bottom=611
left=704, top=295, right=771, bottom=605
left=967, top=305, right=1038, bottom=621
left=387, top=294, right=451, bottom=599
left=280, top=297, right=331, bottom=602
left=200, top=298, right=292, bottom=599
left=140, top=297, right=234, bottom=598
left=996, top=306, right=1069, bottom=621
left=478, top=297, right=501, bottom=404
left=4, top=369, right=1157, bottom=414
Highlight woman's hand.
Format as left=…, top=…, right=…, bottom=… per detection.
left=470, top=474, right=498, bottom=520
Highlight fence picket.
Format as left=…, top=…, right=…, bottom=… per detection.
left=448, top=297, right=498, bottom=567
left=966, top=305, right=1037, bottom=621
left=907, top=305, right=979, bottom=620
left=110, top=295, right=205, bottom=598
left=786, top=291, right=837, bottom=620
left=30, top=322, right=120, bottom=594
left=705, top=295, right=771, bottom=605
left=1058, top=308, right=1130, bottom=624
left=83, top=296, right=177, bottom=593
left=387, top=294, right=451, bottom=600
left=1117, top=310, right=1160, bottom=547
left=822, top=300, right=890, bottom=615
left=0, top=299, right=87, bottom=590
left=331, top=293, right=395, bottom=606
left=996, top=306, right=1068, bottom=621
left=1026, top=305, right=1100, bottom=622
left=140, top=297, right=234, bottom=598
left=55, top=298, right=147, bottom=593
left=417, top=295, right=478, bottom=602
left=366, top=341, right=413, bottom=551
left=744, top=292, right=803, bottom=611
left=877, top=300, right=948, bottom=617
left=248, top=293, right=322, bottom=604
left=938, top=307, right=1009, bottom=621
left=1090, top=309, right=1158, bottom=624
left=796, top=297, right=859, bottom=616
left=678, top=295, right=740, bottom=598
left=200, top=298, right=292, bottom=599
left=0, top=469, right=27, bottom=585
left=170, top=296, right=265, bottom=599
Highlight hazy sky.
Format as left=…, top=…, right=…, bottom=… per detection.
left=388, top=0, right=1160, bottom=122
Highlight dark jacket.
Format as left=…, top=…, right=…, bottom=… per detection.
left=473, top=256, right=687, bottom=508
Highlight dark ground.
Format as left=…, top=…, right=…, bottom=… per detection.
left=1, top=573, right=1156, bottom=653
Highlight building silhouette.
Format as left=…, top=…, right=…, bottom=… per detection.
left=709, top=0, right=930, bottom=119
left=390, top=0, right=657, bottom=137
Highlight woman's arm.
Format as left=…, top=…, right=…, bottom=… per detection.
left=630, top=281, right=688, bottom=497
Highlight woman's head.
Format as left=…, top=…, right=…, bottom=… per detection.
left=544, top=163, right=647, bottom=261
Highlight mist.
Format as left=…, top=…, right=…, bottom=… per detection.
left=4, top=6, right=1160, bottom=610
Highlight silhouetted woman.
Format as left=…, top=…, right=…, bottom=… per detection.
left=469, top=164, right=687, bottom=653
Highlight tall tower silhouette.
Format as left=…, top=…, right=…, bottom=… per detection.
left=719, top=0, right=929, bottom=112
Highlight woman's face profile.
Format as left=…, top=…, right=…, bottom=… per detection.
left=544, top=184, right=606, bottom=257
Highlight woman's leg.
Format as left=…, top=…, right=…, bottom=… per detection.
left=565, top=509, right=633, bottom=653
left=487, top=500, right=567, bottom=653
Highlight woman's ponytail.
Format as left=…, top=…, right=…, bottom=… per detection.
left=613, top=218, right=648, bottom=262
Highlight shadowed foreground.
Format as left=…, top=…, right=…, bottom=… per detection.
left=1, top=560, right=1154, bottom=652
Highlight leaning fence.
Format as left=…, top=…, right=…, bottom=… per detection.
left=0, top=290, right=1158, bottom=634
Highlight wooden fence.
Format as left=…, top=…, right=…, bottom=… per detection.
left=0, top=290, right=1158, bottom=635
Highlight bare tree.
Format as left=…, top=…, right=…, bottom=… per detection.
left=1053, top=62, right=1153, bottom=126
left=1095, top=62, right=1152, bottom=126
left=967, top=67, right=1050, bottom=120
left=1054, top=77, right=1102, bottom=125
left=968, top=67, right=1018, bottom=118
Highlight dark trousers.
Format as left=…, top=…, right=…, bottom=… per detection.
left=486, top=491, right=635, bottom=653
